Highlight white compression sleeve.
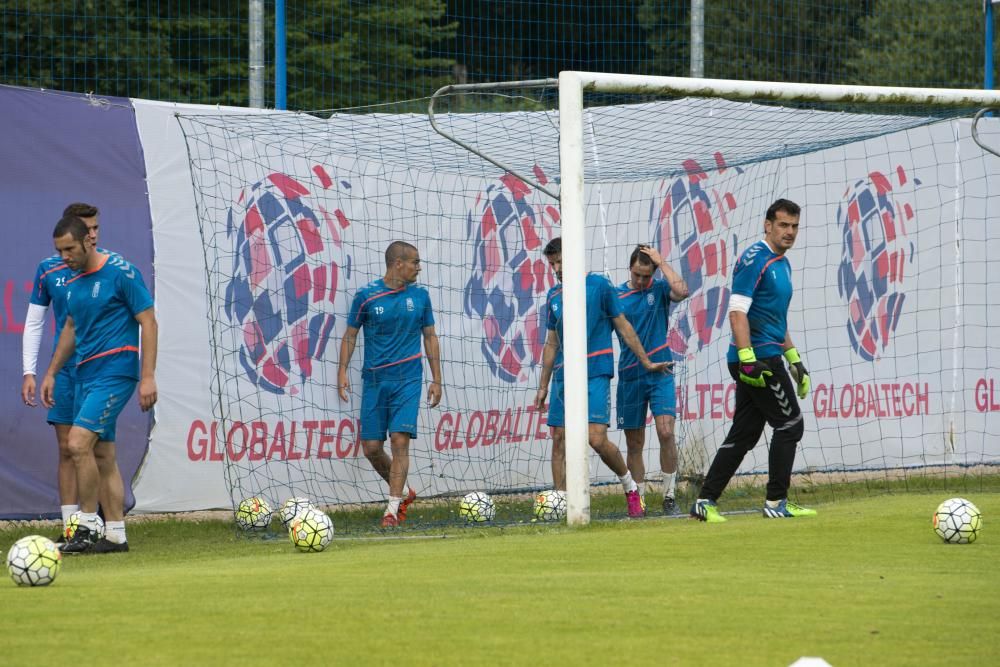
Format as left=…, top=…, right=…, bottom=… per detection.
left=22, top=303, right=48, bottom=376
left=728, top=294, right=753, bottom=314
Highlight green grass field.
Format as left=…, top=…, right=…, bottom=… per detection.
left=1, top=492, right=996, bottom=666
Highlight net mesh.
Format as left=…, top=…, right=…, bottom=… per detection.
left=177, top=87, right=1000, bottom=531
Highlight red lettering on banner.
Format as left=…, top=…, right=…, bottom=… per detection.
left=267, top=422, right=288, bottom=460
left=973, top=378, right=1000, bottom=412
left=187, top=420, right=208, bottom=460
left=227, top=422, right=248, bottom=461
left=248, top=422, right=267, bottom=460
left=813, top=383, right=930, bottom=419
left=286, top=422, right=303, bottom=460
left=335, top=419, right=355, bottom=458
left=435, top=412, right=453, bottom=451
left=317, top=420, right=336, bottom=459
left=466, top=411, right=484, bottom=448
left=483, top=410, right=500, bottom=446
left=497, top=410, right=513, bottom=442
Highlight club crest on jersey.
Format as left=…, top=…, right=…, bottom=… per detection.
left=646, top=293, right=655, bottom=306
left=406, top=297, right=414, bottom=312
left=91, top=281, right=102, bottom=298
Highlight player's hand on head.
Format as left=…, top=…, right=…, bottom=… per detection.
left=784, top=348, right=810, bottom=399
left=639, top=244, right=662, bottom=266
left=427, top=381, right=442, bottom=408
left=737, top=348, right=771, bottom=387
left=21, top=375, right=37, bottom=407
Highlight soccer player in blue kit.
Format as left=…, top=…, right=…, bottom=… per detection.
left=338, top=241, right=442, bottom=528
left=534, top=237, right=672, bottom=518
left=41, top=215, right=158, bottom=553
left=690, top=199, right=816, bottom=523
left=615, top=244, right=689, bottom=514
left=21, top=203, right=106, bottom=538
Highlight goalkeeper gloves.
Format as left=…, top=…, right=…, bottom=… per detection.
left=737, top=347, right=771, bottom=387
left=784, top=347, right=811, bottom=399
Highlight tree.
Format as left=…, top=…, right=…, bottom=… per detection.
left=845, top=0, right=996, bottom=88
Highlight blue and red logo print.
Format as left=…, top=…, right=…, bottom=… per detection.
left=225, top=169, right=353, bottom=394
left=651, top=155, right=740, bottom=358
left=464, top=170, right=559, bottom=383
left=837, top=166, right=916, bottom=361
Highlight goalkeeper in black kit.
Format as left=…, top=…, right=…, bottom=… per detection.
left=690, top=199, right=817, bottom=523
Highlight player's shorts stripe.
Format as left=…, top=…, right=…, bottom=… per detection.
left=370, top=352, right=423, bottom=370
left=77, top=345, right=140, bottom=366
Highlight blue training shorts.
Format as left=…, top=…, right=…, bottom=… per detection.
left=360, top=376, right=421, bottom=441
left=73, top=376, right=136, bottom=443
left=616, top=370, right=677, bottom=429
left=546, top=376, right=612, bottom=428
left=46, top=367, right=77, bottom=425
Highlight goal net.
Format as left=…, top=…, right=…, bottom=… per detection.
left=177, top=74, right=1000, bottom=530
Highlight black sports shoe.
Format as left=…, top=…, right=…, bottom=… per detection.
left=662, top=496, right=677, bottom=515
left=89, top=538, right=129, bottom=554
left=59, top=524, right=97, bottom=554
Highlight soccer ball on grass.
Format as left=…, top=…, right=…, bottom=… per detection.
left=6, top=535, right=62, bottom=587
left=279, top=497, right=315, bottom=530
left=65, top=511, right=106, bottom=541
left=459, top=491, right=496, bottom=523
left=288, top=508, right=334, bottom=552
left=235, top=496, right=273, bottom=531
left=533, top=489, right=567, bottom=522
left=933, top=497, right=982, bottom=544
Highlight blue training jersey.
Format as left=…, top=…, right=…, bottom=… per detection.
left=616, top=277, right=673, bottom=378
left=544, top=273, right=621, bottom=382
left=65, top=253, right=154, bottom=381
left=347, top=279, right=434, bottom=381
left=726, top=240, right=792, bottom=362
left=30, top=248, right=119, bottom=368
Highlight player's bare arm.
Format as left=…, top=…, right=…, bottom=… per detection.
left=612, top=313, right=672, bottom=373
left=639, top=245, right=689, bottom=301
left=135, top=307, right=159, bottom=412
left=423, top=324, right=442, bottom=408
left=337, top=326, right=359, bottom=402
left=534, top=329, right=560, bottom=410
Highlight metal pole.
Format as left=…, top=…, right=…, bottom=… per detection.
left=690, top=0, right=705, bottom=78
left=249, top=0, right=265, bottom=108
left=986, top=0, right=995, bottom=90
left=275, top=0, right=287, bottom=109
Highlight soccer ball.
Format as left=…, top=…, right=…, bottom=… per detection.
left=279, top=497, right=315, bottom=530
left=533, top=489, right=567, bottom=522
left=235, top=496, right=273, bottom=531
left=64, top=511, right=106, bottom=541
left=288, top=509, right=334, bottom=553
left=933, top=497, right=982, bottom=544
left=6, top=535, right=62, bottom=587
left=459, top=491, right=496, bottom=523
